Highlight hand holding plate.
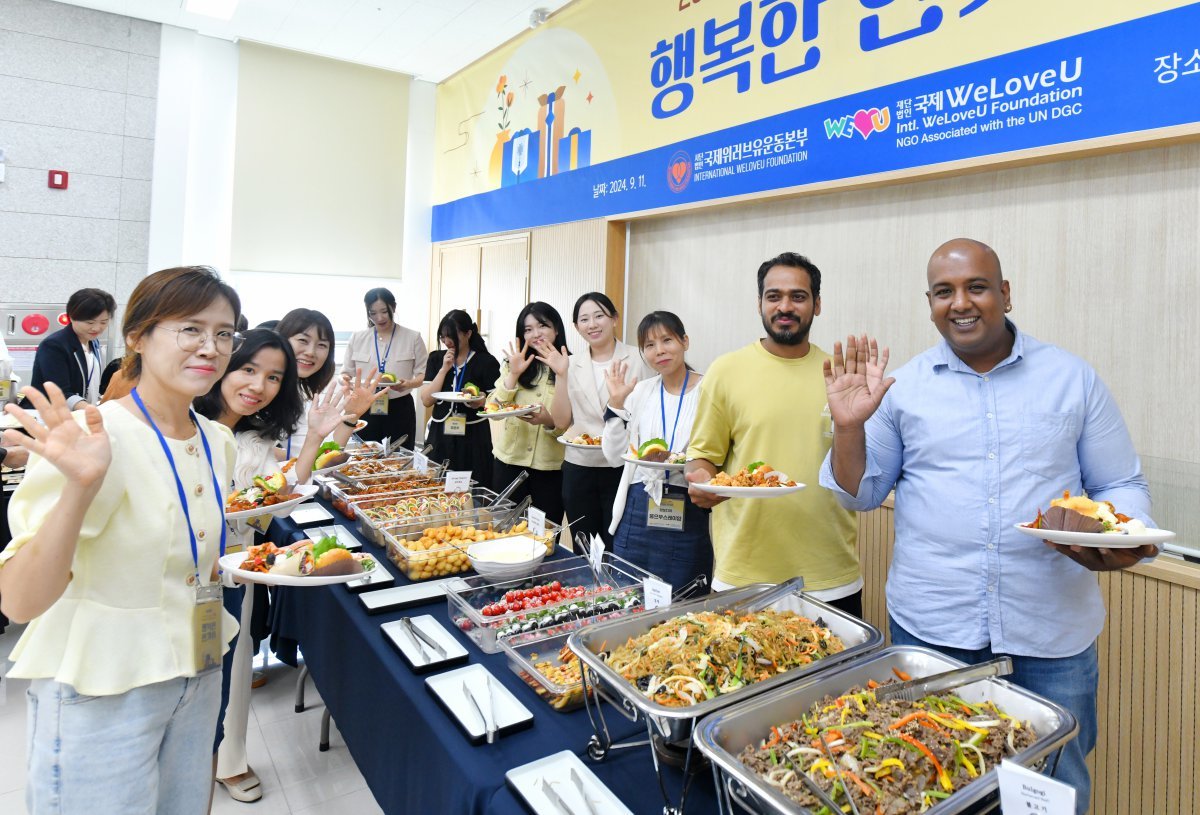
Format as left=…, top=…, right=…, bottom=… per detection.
left=685, top=467, right=728, bottom=509
left=1044, top=540, right=1160, bottom=571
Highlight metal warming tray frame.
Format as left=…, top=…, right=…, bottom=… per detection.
left=695, top=645, right=1079, bottom=815
left=569, top=583, right=883, bottom=746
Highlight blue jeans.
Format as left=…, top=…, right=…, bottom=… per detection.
left=889, top=618, right=1096, bottom=815
left=26, top=673, right=221, bottom=815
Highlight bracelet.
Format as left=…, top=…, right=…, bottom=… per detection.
left=343, top=419, right=359, bottom=428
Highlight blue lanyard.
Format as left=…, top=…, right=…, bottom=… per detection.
left=452, top=352, right=473, bottom=392
left=659, top=369, right=690, bottom=451
left=374, top=326, right=395, bottom=374
left=131, top=387, right=226, bottom=578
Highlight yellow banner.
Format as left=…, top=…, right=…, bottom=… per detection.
left=434, top=0, right=1192, bottom=206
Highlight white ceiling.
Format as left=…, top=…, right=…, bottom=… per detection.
left=56, top=0, right=573, bottom=82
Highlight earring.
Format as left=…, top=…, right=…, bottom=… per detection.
left=1004, top=304, right=1012, bottom=313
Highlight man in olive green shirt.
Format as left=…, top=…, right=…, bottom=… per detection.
left=686, top=252, right=862, bottom=616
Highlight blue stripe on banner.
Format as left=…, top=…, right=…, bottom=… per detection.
left=432, top=4, right=1200, bottom=242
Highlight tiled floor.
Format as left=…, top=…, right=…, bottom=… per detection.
left=0, top=624, right=383, bottom=815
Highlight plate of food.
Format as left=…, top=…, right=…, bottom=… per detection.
left=1015, top=491, right=1174, bottom=548
left=557, top=433, right=603, bottom=449
left=480, top=403, right=541, bottom=419
left=225, top=475, right=318, bottom=520
left=219, top=536, right=378, bottom=586
left=621, top=437, right=686, bottom=470
left=309, top=441, right=354, bottom=477
left=691, top=462, right=805, bottom=497
left=433, top=383, right=486, bottom=403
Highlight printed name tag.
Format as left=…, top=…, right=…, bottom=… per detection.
left=247, top=513, right=273, bottom=534
left=647, top=496, right=685, bottom=530
left=444, top=415, right=467, bottom=436
left=192, top=583, right=224, bottom=675
left=370, top=393, right=389, bottom=415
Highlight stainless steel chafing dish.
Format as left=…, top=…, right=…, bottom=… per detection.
left=695, top=645, right=1078, bottom=815
left=568, top=582, right=883, bottom=747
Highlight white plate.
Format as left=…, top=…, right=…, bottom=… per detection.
left=303, top=525, right=362, bottom=550
left=224, top=484, right=318, bottom=520
left=691, top=480, right=806, bottom=498
left=1012, top=523, right=1174, bottom=549
left=425, top=663, right=534, bottom=744
left=480, top=405, right=540, bottom=420
left=289, top=504, right=335, bottom=526
left=359, top=576, right=470, bottom=614
left=620, top=453, right=686, bottom=471
left=506, top=750, right=633, bottom=815
left=432, top=391, right=485, bottom=403
left=345, top=556, right=394, bottom=592
left=557, top=437, right=604, bottom=450
left=218, top=548, right=380, bottom=586
left=381, top=614, right=469, bottom=670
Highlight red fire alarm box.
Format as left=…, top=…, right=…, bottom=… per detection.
left=48, top=170, right=68, bottom=189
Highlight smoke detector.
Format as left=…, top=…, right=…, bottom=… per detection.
left=529, top=8, right=550, bottom=28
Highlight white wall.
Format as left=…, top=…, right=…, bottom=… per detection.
left=148, top=26, right=238, bottom=277
left=0, top=0, right=160, bottom=308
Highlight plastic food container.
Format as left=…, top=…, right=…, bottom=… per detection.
left=446, top=553, right=655, bottom=654
left=500, top=630, right=587, bottom=712
left=352, top=485, right=497, bottom=541
left=694, top=645, right=1078, bottom=815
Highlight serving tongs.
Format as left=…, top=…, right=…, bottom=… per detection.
left=381, top=435, right=410, bottom=458
left=491, top=471, right=529, bottom=508
left=463, top=679, right=498, bottom=744
left=874, top=656, right=1014, bottom=703
left=539, top=777, right=579, bottom=815
left=401, top=617, right=446, bottom=662
left=726, top=576, right=805, bottom=614
left=496, top=495, right=533, bottom=534
left=330, top=469, right=366, bottom=492
left=818, top=731, right=862, bottom=815
left=393, top=441, right=429, bottom=472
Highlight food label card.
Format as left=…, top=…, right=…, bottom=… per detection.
left=998, top=759, right=1075, bottom=814
left=413, top=450, right=430, bottom=472
left=444, top=471, right=471, bottom=493
left=527, top=507, right=547, bottom=537
left=643, top=577, right=672, bottom=610
left=588, top=536, right=605, bottom=571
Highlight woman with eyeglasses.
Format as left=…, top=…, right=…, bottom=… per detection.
left=341, top=288, right=427, bottom=446
left=29, top=287, right=116, bottom=409
left=276, top=308, right=382, bottom=458
left=1, top=267, right=241, bottom=814
left=194, top=329, right=349, bottom=803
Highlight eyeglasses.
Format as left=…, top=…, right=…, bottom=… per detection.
left=157, top=325, right=244, bottom=355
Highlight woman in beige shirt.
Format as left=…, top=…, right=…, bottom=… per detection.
left=1, top=266, right=241, bottom=814
left=555, top=292, right=653, bottom=543
left=341, top=287, right=426, bottom=445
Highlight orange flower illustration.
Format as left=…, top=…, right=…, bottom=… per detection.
left=495, top=75, right=507, bottom=93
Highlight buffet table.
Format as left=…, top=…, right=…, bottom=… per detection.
left=266, top=499, right=722, bottom=815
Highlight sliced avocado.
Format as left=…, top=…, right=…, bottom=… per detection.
left=256, top=472, right=285, bottom=492
left=317, top=440, right=341, bottom=455
left=462, top=382, right=481, bottom=396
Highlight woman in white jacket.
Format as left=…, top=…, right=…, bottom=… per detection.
left=601, top=312, right=711, bottom=588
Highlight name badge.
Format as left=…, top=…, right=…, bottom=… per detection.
left=192, top=583, right=224, bottom=675
left=370, top=392, right=389, bottom=415
left=647, top=496, right=685, bottom=530
left=444, top=415, right=467, bottom=436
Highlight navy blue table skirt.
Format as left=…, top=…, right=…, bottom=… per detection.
left=265, top=501, right=720, bottom=815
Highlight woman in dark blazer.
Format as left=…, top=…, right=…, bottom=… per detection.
left=29, top=288, right=116, bottom=410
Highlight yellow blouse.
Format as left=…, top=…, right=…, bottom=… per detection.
left=1, top=402, right=239, bottom=696
left=488, top=362, right=565, bottom=472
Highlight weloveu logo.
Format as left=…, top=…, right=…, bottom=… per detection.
left=824, top=107, right=892, bottom=140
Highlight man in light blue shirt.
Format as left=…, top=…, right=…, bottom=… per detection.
left=819, top=238, right=1157, bottom=814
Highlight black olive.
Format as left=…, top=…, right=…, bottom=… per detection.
left=636, top=675, right=651, bottom=691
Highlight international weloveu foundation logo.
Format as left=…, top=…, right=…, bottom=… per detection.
left=824, top=107, right=892, bottom=140
left=667, top=149, right=692, bottom=193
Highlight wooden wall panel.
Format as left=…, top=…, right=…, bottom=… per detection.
left=529, top=219, right=608, bottom=358
left=627, top=144, right=1200, bottom=476
left=858, top=507, right=1200, bottom=815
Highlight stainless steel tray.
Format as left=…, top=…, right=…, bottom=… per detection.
left=568, top=582, right=883, bottom=744
left=694, top=645, right=1079, bottom=815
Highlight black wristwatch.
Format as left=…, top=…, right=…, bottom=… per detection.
left=343, top=419, right=359, bottom=428
left=0, top=447, right=6, bottom=467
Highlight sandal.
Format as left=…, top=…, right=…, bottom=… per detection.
left=218, top=771, right=262, bottom=803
